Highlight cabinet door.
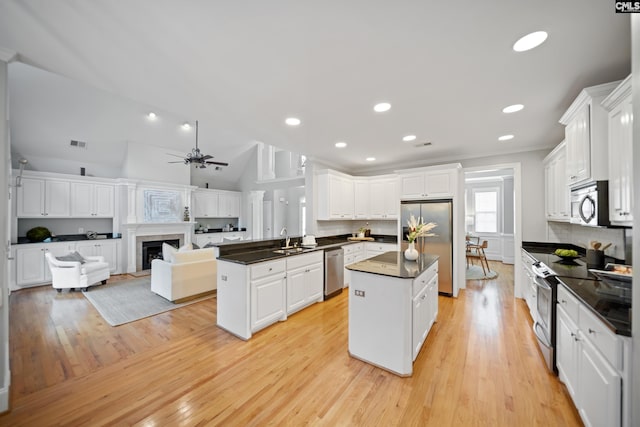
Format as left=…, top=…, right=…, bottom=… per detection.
left=17, top=177, right=45, bottom=217
left=424, top=171, right=453, bottom=198
left=286, top=267, right=307, bottom=314
left=577, top=336, right=621, bottom=427
left=70, top=182, right=94, bottom=217
left=305, top=263, right=324, bottom=302
left=566, top=104, right=591, bottom=186
left=16, top=246, right=46, bottom=285
left=556, top=306, right=579, bottom=400
left=193, top=191, right=218, bottom=217
left=339, top=176, right=354, bottom=218
left=370, top=179, right=398, bottom=219
left=554, top=149, right=569, bottom=218
left=412, top=285, right=430, bottom=361
left=94, top=241, right=118, bottom=273
left=45, top=180, right=71, bottom=217
left=218, top=192, right=240, bottom=218
left=544, top=161, right=555, bottom=219
left=609, top=98, right=633, bottom=225
left=353, top=180, right=370, bottom=219
left=93, top=184, right=115, bottom=217
left=251, top=274, right=286, bottom=332
left=428, top=273, right=438, bottom=326
left=400, top=173, right=425, bottom=199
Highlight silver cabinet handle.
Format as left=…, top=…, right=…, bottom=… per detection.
left=588, top=328, right=596, bottom=334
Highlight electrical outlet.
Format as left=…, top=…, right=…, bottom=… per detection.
left=354, top=290, right=365, bottom=297
left=78, top=227, right=84, bottom=234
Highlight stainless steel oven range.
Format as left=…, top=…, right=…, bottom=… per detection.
left=531, top=261, right=560, bottom=373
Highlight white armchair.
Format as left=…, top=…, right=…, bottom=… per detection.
left=45, top=252, right=110, bottom=292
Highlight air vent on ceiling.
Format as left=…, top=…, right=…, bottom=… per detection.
left=413, top=142, right=433, bottom=148
left=70, top=140, right=87, bottom=149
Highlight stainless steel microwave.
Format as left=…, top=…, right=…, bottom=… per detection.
left=570, top=181, right=610, bottom=227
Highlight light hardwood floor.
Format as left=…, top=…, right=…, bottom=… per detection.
left=1, top=261, right=582, bottom=426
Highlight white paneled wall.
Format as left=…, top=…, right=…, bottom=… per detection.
left=546, top=222, right=626, bottom=260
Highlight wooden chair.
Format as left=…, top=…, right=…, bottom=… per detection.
left=466, top=240, right=490, bottom=275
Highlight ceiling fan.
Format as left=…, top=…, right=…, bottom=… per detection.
left=168, top=120, right=229, bottom=169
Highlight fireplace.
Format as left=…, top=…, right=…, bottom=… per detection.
left=141, top=239, right=179, bottom=270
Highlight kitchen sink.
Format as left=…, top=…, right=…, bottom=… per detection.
left=273, top=247, right=304, bottom=255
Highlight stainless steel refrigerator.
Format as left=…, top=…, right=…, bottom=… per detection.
left=401, top=200, right=453, bottom=295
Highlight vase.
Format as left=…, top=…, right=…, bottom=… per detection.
left=404, top=241, right=419, bottom=261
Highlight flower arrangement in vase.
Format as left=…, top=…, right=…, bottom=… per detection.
left=404, top=215, right=437, bottom=261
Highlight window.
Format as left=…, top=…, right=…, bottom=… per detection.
left=474, top=189, right=498, bottom=233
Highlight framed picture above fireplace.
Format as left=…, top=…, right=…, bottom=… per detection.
left=143, top=189, right=181, bottom=222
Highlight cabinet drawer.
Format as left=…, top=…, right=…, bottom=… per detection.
left=251, top=260, right=286, bottom=280
left=413, top=262, right=438, bottom=297
left=286, top=251, right=323, bottom=271
left=366, top=242, right=396, bottom=252
left=342, top=244, right=355, bottom=255
left=578, top=304, right=622, bottom=369
left=557, top=284, right=579, bottom=323
left=344, top=255, right=355, bottom=266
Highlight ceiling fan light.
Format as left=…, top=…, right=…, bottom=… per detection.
left=182, top=122, right=191, bottom=130
left=147, top=112, right=157, bottom=120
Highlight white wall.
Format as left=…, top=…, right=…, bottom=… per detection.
left=546, top=222, right=626, bottom=261
left=121, top=141, right=191, bottom=185
left=460, top=149, right=548, bottom=242
left=0, top=55, right=11, bottom=413
left=630, top=14, right=639, bottom=427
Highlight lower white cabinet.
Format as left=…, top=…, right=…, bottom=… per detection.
left=364, top=242, right=397, bottom=259
left=342, top=243, right=365, bottom=287
left=75, top=240, right=118, bottom=273
left=556, top=284, right=629, bottom=427
left=218, top=250, right=324, bottom=340
left=286, top=252, right=324, bottom=315
left=194, top=231, right=245, bottom=247
left=251, top=267, right=287, bottom=333
left=13, top=239, right=121, bottom=288
left=412, top=269, right=438, bottom=361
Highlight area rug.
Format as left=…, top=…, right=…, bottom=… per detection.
left=465, top=265, right=499, bottom=280
left=82, top=277, right=214, bottom=326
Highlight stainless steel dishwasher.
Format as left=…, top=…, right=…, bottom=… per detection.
left=324, top=248, right=344, bottom=299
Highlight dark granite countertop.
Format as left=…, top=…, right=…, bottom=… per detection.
left=216, top=234, right=397, bottom=265
left=15, top=233, right=121, bottom=245
left=194, top=227, right=246, bottom=234
left=522, top=243, right=631, bottom=336
left=346, top=251, right=439, bottom=279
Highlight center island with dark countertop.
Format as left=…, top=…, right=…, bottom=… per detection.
left=214, top=234, right=398, bottom=340
left=347, top=252, right=439, bottom=376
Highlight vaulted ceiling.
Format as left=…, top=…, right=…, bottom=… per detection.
left=0, top=1, right=631, bottom=177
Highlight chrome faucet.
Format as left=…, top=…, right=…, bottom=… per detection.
left=280, top=227, right=290, bottom=248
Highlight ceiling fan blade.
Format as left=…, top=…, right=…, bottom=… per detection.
left=168, top=161, right=186, bottom=163
left=201, top=154, right=213, bottom=160
left=167, top=153, right=185, bottom=158
left=206, top=161, right=229, bottom=166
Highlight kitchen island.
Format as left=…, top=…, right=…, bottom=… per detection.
left=347, top=251, right=439, bottom=376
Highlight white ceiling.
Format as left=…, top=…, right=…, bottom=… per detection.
left=0, top=1, right=631, bottom=176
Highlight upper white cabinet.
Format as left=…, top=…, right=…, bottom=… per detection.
left=17, top=177, right=70, bottom=217
left=559, top=80, right=620, bottom=187
left=400, top=169, right=455, bottom=199
left=543, top=141, right=570, bottom=222
left=218, top=191, right=241, bottom=218
left=317, top=171, right=354, bottom=220
left=353, top=179, right=370, bottom=219
left=70, top=182, right=114, bottom=217
left=369, top=176, right=399, bottom=219
left=602, top=75, right=633, bottom=226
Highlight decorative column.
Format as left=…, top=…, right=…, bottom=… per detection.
left=249, top=191, right=265, bottom=240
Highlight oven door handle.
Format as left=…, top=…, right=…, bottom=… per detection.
left=533, top=321, right=551, bottom=346
left=533, top=276, right=552, bottom=290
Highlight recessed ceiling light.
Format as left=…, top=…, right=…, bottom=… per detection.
left=285, top=117, right=301, bottom=126
left=513, top=31, right=548, bottom=52
left=147, top=112, right=157, bottom=120
left=402, top=135, right=417, bottom=142
left=502, top=104, right=524, bottom=113
left=373, top=102, right=391, bottom=113
left=181, top=122, right=191, bottom=130
left=366, top=157, right=376, bottom=162
left=498, top=134, right=514, bottom=142
left=335, top=142, right=347, bottom=148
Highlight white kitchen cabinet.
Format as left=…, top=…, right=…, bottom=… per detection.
left=555, top=283, right=629, bottom=427
left=412, top=267, right=438, bottom=361
left=400, top=169, right=454, bottom=199
left=353, top=179, right=370, bottom=219
left=343, top=243, right=365, bottom=287
left=75, top=240, right=118, bottom=273
left=195, top=231, right=245, bottom=247
left=70, top=182, right=114, bottom=217
left=369, top=176, right=398, bottom=219
left=603, top=75, right=633, bottom=226
left=543, top=142, right=569, bottom=222
left=17, top=177, right=71, bottom=217
left=560, top=80, right=620, bottom=187
left=285, top=251, right=324, bottom=315
left=218, top=191, right=241, bottom=218
left=520, top=250, right=538, bottom=320
left=15, top=242, right=74, bottom=286
left=251, top=268, right=287, bottom=333
left=192, top=189, right=219, bottom=217
left=364, top=242, right=397, bottom=259
left=317, top=171, right=354, bottom=220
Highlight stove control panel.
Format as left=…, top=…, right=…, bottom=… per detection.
left=533, top=261, right=557, bottom=278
